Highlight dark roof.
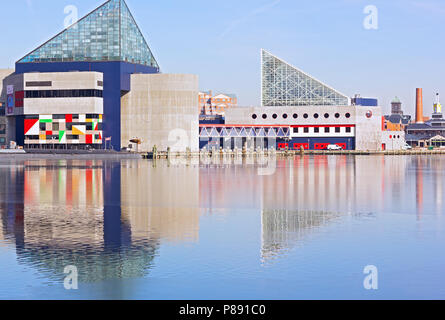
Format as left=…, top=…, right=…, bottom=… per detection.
left=406, top=123, right=432, bottom=130
left=405, top=134, right=431, bottom=141
left=384, top=114, right=411, bottom=125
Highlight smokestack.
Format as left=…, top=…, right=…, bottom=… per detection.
left=416, top=88, right=424, bottom=123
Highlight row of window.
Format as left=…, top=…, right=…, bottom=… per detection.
left=293, top=127, right=352, bottom=134
left=37, top=123, right=102, bottom=131
left=25, top=114, right=101, bottom=120
left=252, top=112, right=352, bottom=120
left=25, top=90, right=103, bottom=98
left=26, top=135, right=101, bottom=140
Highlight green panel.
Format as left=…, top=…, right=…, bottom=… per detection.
left=39, top=119, right=52, bottom=123
left=59, top=130, right=66, bottom=141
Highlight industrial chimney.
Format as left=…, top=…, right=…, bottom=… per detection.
left=416, top=88, right=424, bottom=123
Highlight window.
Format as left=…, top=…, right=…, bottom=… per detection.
left=335, top=113, right=340, bottom=118
left=26, top=81, right=52, bottom=87
left=303, top=114, right=309, bottom=119
left=325, top=127, right=330, bottom=133
left=314, top=127, right=319, bottom=133
left=262, top=114, right=267, bottom=119
left=252, top=114, right=257, bottom=120
left=324, top=113, right=329, bottom=118
left=293, top=128, right=299, bottom=133
left=335, top=127, right=341, bottom=133
left=304, top=127, right=309, bottom=133
left=314, top=113, right=319, bottom=119
left=345, top=113, right=351, bottom=118
left=272, top=114, right=278, bottom=119
left=293, top=114, right=298, bottom=119
left=283, top=114, right=288, bottom=119
left=346, top=127, right=352, bottom=133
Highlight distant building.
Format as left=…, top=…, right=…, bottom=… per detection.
left=391, top=96, right=403, bottom=115
left=406, top=93, right=445, bottom=147
left=199, top=91, right=237, bottom=116
left=0, top=69, right=14, bottom=148
left=383, top=97, right=411, bottom=132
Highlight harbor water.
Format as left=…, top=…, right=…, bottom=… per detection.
left=0, top=155, right=444, bottom=299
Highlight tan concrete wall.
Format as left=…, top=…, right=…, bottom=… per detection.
left=24, top=72, right=103, bottom=90
left=355, top=106, right=382, bottom=151
left=121, top=74, right=199, bottom=152
left=24, top=97, right=103, bottom=115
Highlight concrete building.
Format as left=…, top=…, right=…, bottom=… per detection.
left=0, top=69, right=14, bottom=148
left=382, top=131, right=406, bottom=150
left=1, top=0, right=198, bottom=152
left=121, top=74, right=199, bottom=152
left=200, top=50, right=383, bottom=151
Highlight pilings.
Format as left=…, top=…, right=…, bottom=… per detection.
left=142, top=148, right=445, bottom=160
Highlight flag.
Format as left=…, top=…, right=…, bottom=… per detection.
left=105, top=137, right=112, bottom=142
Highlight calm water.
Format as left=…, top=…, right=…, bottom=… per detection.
left=0, top=155, right=444, bottom=300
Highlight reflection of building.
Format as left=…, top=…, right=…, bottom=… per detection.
left=261, top=210, right=341, bottom=262
left=0, top=158, right=200, bottom=286
left=200, top=50, right=383, bottom=151
left=1, top=0, right=198, bottom=152
left=121, top=160, right=200, bottom=243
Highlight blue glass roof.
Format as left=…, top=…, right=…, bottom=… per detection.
left=18, top=0, right=159, bottom=69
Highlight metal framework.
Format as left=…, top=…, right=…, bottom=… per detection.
left=199, top=126, right=290, bottom=139
left=261, top=49, right=349, bottom=107
left=18, top=0, right=159, bottom=68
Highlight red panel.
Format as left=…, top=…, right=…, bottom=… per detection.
left=66, top=114, right=73, bottom=123
left=294, top=143, right=309, bottom=150
left=24, top=119, right=38, bottom=135
left=278, top=143, right=288, bottom=150
left=315, top=143, right=329, bottom=150
left=86, top=135, right=93, bottom=144
left=336, top=143, right=347, bottom=149
left=46, top=131, right=52, bottom=136
left=15, top=91, right=24, bottom=108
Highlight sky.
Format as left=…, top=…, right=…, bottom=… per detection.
left=0, top=0, right=444, bottom=116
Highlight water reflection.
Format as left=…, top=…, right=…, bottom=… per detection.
left=0, top=160, right=200, bottom=284
left=0, top=155, right=443, bottom=290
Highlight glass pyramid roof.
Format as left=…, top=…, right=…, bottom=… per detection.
left=261, top=49, right=349, bottom=107
left=18, top=0, right=159, bottom=69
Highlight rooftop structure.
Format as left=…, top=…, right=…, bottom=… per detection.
left=18, top=0, right=159, bottom=68
left=261, top=49, right=350, bottom=107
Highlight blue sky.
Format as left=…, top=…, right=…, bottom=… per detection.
left=1, top=0, right=444, bottom=115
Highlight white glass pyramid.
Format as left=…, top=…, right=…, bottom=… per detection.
left=261, top=49, right=349, bottom=106
left=18, top=0, right=159, bottom=68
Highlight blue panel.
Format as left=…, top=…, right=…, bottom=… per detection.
left=352, top=98, right=378, bottom=107
left=16, top=61, right=158, bottom=150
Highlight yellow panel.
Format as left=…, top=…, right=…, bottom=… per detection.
left=72, top=126, right=86, bottom=135
left=39, top=134, right=46, bottom=140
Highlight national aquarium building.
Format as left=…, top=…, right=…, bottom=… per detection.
left=200, top=50, right=383, bottom=151
left=0, top=0, right=198, bottom=151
